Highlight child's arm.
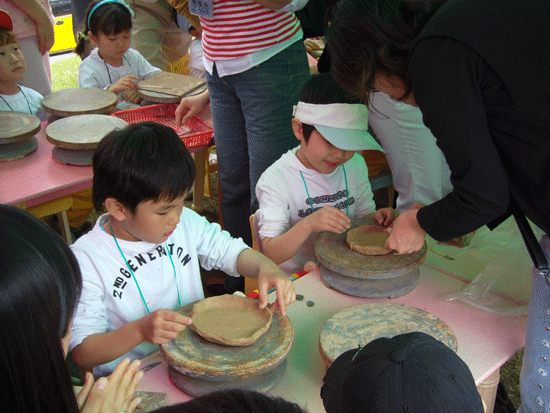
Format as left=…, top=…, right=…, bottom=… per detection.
left=261, top=206, right=351, bottom=264
left=235, top=249, right=296, bottom=316
left=72, top=309, right=191, bottom=369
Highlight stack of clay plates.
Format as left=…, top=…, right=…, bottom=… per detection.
left=42, top=88, right=118, bottom=120
left=160, top=297, right=293, bottom=397
left=45, top=114, right=127, bottom=165
left=136, top=72, right=207, bottom=104
left=314, top=216, right=427, bottom=299
left=0, top=112, right=40, bottom=162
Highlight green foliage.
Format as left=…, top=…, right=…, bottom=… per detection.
left=50, top=53, right=80, bottom=92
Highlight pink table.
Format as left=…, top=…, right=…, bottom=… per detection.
left=137, top=265, right=527, bottom=412
left=0, top=121, right=93, bottom=208
left=0, top=109, right=214, bottom=211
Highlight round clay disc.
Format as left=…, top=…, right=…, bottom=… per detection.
left=46, top=114, right=128, bottom=150
left=41, top=88, right=117, bottom=117
left=346, top=225, right=392, bottom=255
left=190, top=295, right=273, bottom=347
left=51, top=146, right=95, bottom=165
left=314, top=216, right=427, bottom=278
left=0, top=112, right=41, bottom=143
left=0, top=136, right=38, bottom=162
left=319, top=303, right=458, bottom=367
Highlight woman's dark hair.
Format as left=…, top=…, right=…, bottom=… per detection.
left=92, top=121, right=196, bottom=213
left=0, top=205, right=82, bottom=413
left=152, top=389, right=307, bottom=413
left=299, top=72, right=361, bottom=142
left=75, top=0, right=132, bottom=58
left=327, top=0, right=445, bottom=105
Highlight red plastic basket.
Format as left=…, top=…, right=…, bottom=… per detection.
left=111, top=103, right=213, bottom=149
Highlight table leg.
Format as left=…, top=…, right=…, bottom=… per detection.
left=477, top=369, right=499, bottom=413
left=192, top=148, right=207, bottom=213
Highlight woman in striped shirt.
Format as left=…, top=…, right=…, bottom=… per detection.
left=174, top=0, right=310, bottom=293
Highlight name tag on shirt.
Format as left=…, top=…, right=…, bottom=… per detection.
left=189, top=0, right=213, bottom=19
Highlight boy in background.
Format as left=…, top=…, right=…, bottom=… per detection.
left=69, top=122, right=295, bottom=377
left=0, top=10, right=45, bottom=120
left=255, top=73, right=395, bottom=274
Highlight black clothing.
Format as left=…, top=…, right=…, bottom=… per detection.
left=409, top=0, right=550, bottom=240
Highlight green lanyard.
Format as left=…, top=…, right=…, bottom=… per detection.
left=108, top=219, right=181, bottom=313
left=300, top=164, right=349, bottom=216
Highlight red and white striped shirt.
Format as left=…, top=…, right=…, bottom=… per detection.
left=200, top=0, right=302, bottom=61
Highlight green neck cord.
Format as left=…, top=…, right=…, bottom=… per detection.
left=300, top=164, right=349, bottom=216
left=108, top=219, right=181, bottom=313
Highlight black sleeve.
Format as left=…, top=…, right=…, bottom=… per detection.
left=409, top=37, right=510, bottom=241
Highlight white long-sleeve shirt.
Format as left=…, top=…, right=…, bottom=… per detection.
left=256, top=147, right=376, bottom=274
left=69, top=207, right=248, bottom=377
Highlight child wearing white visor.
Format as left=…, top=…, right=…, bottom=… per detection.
left=255, top=73, right=396, bottom=274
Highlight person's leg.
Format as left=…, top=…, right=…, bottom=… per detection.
left=205, top=65, right=251, bottom=246
left=368, top=91, right=452, bottom=213
left=17, top=36, right=52, bottom=96
left=518, top=234, right=550, bottom=413
left=234, top=40, right=310, bottom=213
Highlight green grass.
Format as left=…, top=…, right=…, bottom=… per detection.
left=50, top=53, right=80, bottom=92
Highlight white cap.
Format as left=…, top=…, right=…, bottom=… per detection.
left=293, top=102, right=382, bottom=151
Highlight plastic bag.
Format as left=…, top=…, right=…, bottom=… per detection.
left=427, top=216, right=544, bottom=315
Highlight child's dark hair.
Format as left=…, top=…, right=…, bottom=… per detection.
left=0, top=30, right=17, bottom=47
left=74, top=0, right=132, bottom=58
left=152, top=389, right=307, bottom=413
left=299, top=72, right=361, bottom=142
left=92, top=122, right=196, bottom=213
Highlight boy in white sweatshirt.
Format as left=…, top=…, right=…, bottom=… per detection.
left=69, top=121, right=295, bottom=377
left=256, top=73, right=395, bottom=274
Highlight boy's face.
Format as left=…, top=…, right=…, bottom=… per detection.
left=0, top=42, right=25, bottom=84
left=293, top=119, right=355, bottom=174
left=89, top=30, right=131, bottom=66
left=115, top=194, right=186, bottom=244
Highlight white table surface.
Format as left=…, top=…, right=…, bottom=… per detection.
left=137, top=265, right=527, bottom=412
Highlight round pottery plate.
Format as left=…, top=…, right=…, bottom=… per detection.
left=0, top=112, right=40, bottom=143
left=319, top=302, right=457, bottom=367
left=190, top=294, right=273, bottom=346
left=41, top=88, right=117, bottom=116
left=46, top=114, right=128, bottom=150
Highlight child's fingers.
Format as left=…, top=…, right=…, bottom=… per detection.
left=257, top=280, right=269, bottom=311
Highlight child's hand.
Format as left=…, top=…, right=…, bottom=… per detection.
left=122, top=90, right=142, bottom=104
left=257, top=263, right=296, bottom=317
left=109, top=75, right=138, bottom=95
left=373, top=207, right=397, bottom=227
left=77, top=358, right=143, bottom=413
left=138, top=309, right=192, bottom=344
left=305, top=206, right=351, bottom=234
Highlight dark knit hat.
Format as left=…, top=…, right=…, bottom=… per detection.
left=321, top=331, right=484, bottom=413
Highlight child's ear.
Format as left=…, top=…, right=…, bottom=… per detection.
left=104, top=198, right=130, bottom=221
left=87, top=32, right=99, bottom=47
left=292, top=118, right=304, bottom=142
